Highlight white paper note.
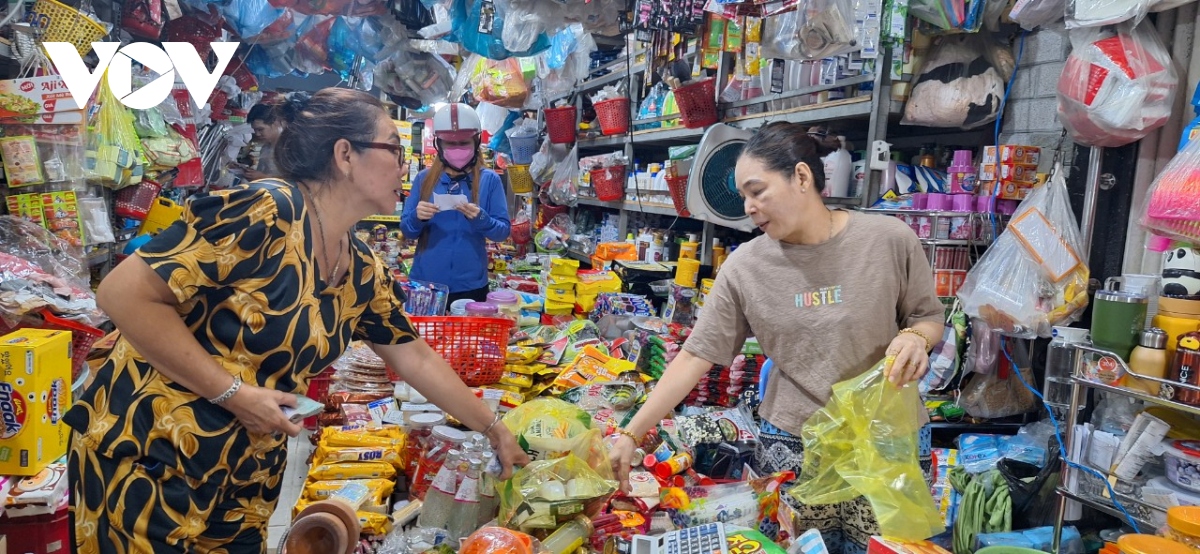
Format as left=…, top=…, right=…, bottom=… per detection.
left=433, top=193, right=468, bottom=211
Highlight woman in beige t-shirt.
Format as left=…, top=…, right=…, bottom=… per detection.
left=607, top=122, right=945, bottom=554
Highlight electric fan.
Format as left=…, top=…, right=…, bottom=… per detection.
left=685, top=124, right=755, bottom=232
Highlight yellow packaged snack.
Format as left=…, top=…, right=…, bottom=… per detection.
left=500, top=371, right=534, bottom=389
left=321, top=428, right=405, bottom=450
left=303, top=478, right=394, bottom=507
left=358, top=511, right=393, bottom=536
left=292, top=498, right=312, bottom=519
left=490, top=383, right=525, bottom=395
left=550, top=258, right=579, bottom=276
left=552, top=346, right=637, bottom=391
left=506, top=346, right=543, bottom=364
left=314, top=445, right=404, bottom=468
left=307, top=461, right=397, bottom=481
left=545, top=300, right=575, bottom=316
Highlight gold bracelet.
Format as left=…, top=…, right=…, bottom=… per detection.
left=899, top=328, right=932, bottom=351
left=615, top=428, right=640, bottom=444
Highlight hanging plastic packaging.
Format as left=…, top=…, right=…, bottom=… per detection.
left=760, top=0, right=857, bottom=60
left=902, top=34, right=1014, bottom=129
left=220, top=0, right=286, bottom=39
left=789, top=358, right=944, bottom=541
left=1009, top=0, right=1069, bottom=30
left=548, top=146, right=579, bottom=207
left=1140, top=134, right=1200, bottom=244
left=496, top=0, right=543, bottom=53
left=956, top=164, right=1091, bottom=339
left=1057, top=21, right=1178, bottom=148
left=497, top=454, right=617, bottom=530
left=1066, top=0, right=1151, bottom=28
left=450, top=0, right=550, bottom=60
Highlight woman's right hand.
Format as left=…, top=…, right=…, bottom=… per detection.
left=416, top=201, right=439, bottom=221
left=224, top=384, right=303, bottom=437
left=608, top=434, right=638, bottom=494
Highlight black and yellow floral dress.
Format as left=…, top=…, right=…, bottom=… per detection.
left=64, top=181, right=417, bottom=553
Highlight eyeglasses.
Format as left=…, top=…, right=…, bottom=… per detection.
left=350, top=141, right=408, bottom=166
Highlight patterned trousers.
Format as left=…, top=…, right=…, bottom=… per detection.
left=68, top=436, right=282, bottom=554
left=755, top=421, right=934, bottom=554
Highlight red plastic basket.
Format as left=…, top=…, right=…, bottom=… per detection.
left=666, top=175, right=692, bottom=217
left=594, top=98, right=630, bottom=136
left=590, top=165, right=626, bottom=202
left=674, top=78, right=719, bottom=129
left=303, top=367, right=335, bottom=430
left=511, top=218, right=532, bottom=244
left=0, top=309, right=104, bottom=382
left=538, top=203, right=569, bottom=228
left=410, top=316, right=513, bottom=386
left=113, top=179, right=163, bottom=220
left=544, top=106, right=578, bottom=144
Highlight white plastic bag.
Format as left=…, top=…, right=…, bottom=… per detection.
left=1057, top=21, right=1178, bottom=148
left=1009, top=0, right=1068, bottom=30
left=548, top=146, right=579, bottom=207
left=1066, top=0, right=1151, bottom=28
left=902, top=34, right=1014, bottom=129
left=956, top=164, right=1091, bottom=339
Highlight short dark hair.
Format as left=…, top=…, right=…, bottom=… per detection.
left=739, top=122, right=840, bottom=192
left=247, top=103, right=275, bottom=124
left=274, top=88, right=386, bottom=182
left=248, top=94, right=308, bottom=126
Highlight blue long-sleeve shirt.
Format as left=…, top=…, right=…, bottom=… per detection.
left=400, top=169, right=510, bottom=293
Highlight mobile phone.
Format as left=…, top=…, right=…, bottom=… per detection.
left=281, top=395, right=325, bottom=424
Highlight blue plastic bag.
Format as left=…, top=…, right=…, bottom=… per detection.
left=328, top=17, right=362, bottom=79
left=449, top=0, right=550, bottom=60
left=221, top=0, right=286, bottom=39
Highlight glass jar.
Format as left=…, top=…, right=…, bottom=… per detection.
left=1165, top=506, right=1200, bottom=549
left=404, top=412, right=446, bottom=480
left=410, top=425, right=466, bottom=500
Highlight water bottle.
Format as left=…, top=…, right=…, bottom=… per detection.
left=417, top=449, right=462, bottom=530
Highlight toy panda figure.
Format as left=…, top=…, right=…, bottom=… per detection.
left=1163, top=244, right=1200, bottom=299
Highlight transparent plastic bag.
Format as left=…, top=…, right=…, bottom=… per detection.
left=548, top=146, right=579, bottom=207
left=1009, top=0, right=1068, bottom=30
left=902, top=34, right=1014, bottom=129
left=0, top=216, right=101, bottom=324
left=219, top=0, right=285, bottom=39
left=1066, top=0, right=1150, bottom=28
left=959, top=341, right=1038, bottom=419
left=497, top=454, right=617, bottom=530
left=789, top=358, right=944, bottom=541
left=501, top=398, right=598, bottom=462
left=528, top=138, right=554, bottom=184
left=1141, top=133, right=1200, bottom=243
left=956, top=165, right=1090, bottom=339
left=497, top=0, right=543, bottom=53
left=1058, top=21, right=1178, bottom=148
left=660, top=473, right=792, bottom=539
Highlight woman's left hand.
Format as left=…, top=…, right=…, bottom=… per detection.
left=885, top=332, right=929, bottom=386
left=456, top=203, right=482, bottom=219
left=487, top=423, right=530, bottom=480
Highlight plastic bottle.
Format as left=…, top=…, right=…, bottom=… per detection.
left=850, top=153, right=866, bottom=199
left=822, top=136, right=852, bottom=198
left=913, top=144, right=936, bottom=168
left=1125, top=328, right=1169, bottom=396
left=948, top=150, right=977, bottom=194
left=417, top=449, right=462, bottom=530
left=447, top=457, right=484, bottom=542
left=542, top=516, right=595, bottom=554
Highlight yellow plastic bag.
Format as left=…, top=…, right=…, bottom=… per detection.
left=87, top=78, right=146, bottom=188
left=789, top=359, right=944, bottom=541
left=497, top=454, right=618, bottom=530
left=502, top=398, right=602, bottom=462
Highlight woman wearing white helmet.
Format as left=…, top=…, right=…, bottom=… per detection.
left=401, top=103, right=510, bottom=304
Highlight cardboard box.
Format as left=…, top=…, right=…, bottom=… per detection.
left=867, top=537, right=952, bottom=554
left=994, top=180, right=1034, bottom=200
left=4, top=458, right=67, bottom=517
left=0, top=329, right=72, bottom=476
left=0, top=76, right=83, bottom=120
left=982, top=145, right=1041, bottom=166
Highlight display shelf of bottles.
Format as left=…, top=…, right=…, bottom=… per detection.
left=1068, top=344, right=1200, bottom=418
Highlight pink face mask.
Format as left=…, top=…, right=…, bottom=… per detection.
left=440, top=146, right=476, bottom=171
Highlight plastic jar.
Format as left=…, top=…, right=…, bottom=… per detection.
left=486, top=290, right=520, bottom=322
left=450, top=299, right=473, bottom=316
left=404, top=412, right=447, bottom=479
left=1118, top=534, right=1193, bottom=554
left=465, top=302, right=498, bottom=317
left=410, top=425, right=467, bottom=500
left=1166, top=506, right=1200, bottom=549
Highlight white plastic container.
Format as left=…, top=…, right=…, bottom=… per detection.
left=822, top=137, right=852, bottom=198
